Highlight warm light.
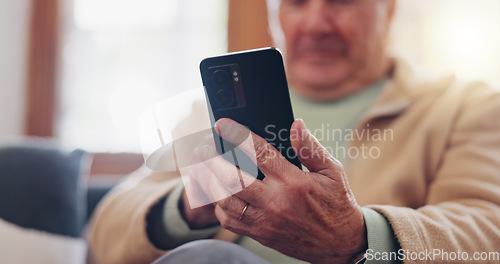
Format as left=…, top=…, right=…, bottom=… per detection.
left=107, top=79, right=161, bottom=150
left=60, top=0, right=227, bottom=152
left=421, top=0, right=500, bottom=84
left=74, top=0, right=177, bottom=30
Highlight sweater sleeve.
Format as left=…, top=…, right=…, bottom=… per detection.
left=88, top=167, right=183, bottom=264
left=160, top=183, right=219, bottom=249
left=362, top=208, right=401, bottom=263
left=369, top=86, right=500, bottom=263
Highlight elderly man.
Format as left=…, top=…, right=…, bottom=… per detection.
left=90, top=0, right=500, bottom=263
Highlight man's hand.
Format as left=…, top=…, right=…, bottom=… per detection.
left=178, top=136, right=222, bottom=229
left=180, top=190, right=218, bottom=229
left=179, top=132, right=256, bottom=229
left=201, top=118, right=367, bottom=264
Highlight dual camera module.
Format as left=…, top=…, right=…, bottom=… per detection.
left=209, top=64, right=246, bottom=110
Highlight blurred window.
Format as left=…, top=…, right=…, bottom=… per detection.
left=57, top=0, right=500, bottom=154
left=58, top=0, right=228, bottom=152
left=389, top=0, right=500, bottom=85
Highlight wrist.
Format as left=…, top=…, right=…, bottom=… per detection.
left=314, top=207, right=368, bottom=264
left=179, top=191, right=218, bottom=229
left=344, top=240, right=367, bottom=264
left=349, top=252, right=367, bottom=264
left=345, top=206, right=368, bottom=263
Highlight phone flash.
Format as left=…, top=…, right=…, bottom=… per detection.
left=234, top=77, right=239, bottom=82
left=233, top=71, right=238, bottom=76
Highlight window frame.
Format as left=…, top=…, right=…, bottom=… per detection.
left=26, top=0, right=272, bottom=177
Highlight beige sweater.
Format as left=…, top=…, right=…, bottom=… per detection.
left=89, top=59, right=500, bottom=264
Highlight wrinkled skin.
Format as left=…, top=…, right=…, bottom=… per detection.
left=183, top=118, right=367, bottom=263
left=180, top=0, right=397, bottom=262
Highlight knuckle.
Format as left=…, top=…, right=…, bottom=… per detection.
left=225, top=172, right=242, bottom=192
left=217, top=198, right=230, bottom=210
left=219, top=216, right=233, bottom=229
left=266, top=201, right=288, bottom=218
left=255, top=143, right=273, bottom=166
left=331, top=157, right=344, bottom=170
left=288, top=177, right=315, bottom=195
left=269, top=206, right=285, bottom=218
left=330, top=159, right=346, bottom=177
left=325, top=154, right=344, bottom=170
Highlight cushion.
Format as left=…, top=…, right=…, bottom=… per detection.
left=0, top=218, right=87, bottom=264
left=0, top=139, right=88, bottom=237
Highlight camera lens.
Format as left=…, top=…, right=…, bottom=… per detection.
left=212, top=69, right=230, bottom=85
left=216, top=89, right=234, bottom=108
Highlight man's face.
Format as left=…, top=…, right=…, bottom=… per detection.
left=279, top=0, right=394, bottom=96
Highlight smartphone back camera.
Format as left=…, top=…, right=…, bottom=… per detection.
left=208, top=64, right=246, bottom=111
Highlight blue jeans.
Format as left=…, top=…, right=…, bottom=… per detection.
left=153, top=240, right=270, bottom=264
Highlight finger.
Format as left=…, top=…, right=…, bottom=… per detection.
left=214, top=118, right=301, bottom=181
left=185, top=157, right=246, bottom=209
left=183, top=141, right=235, bottom=208
left=181, top=179, right=211, bottom=209
left=198, top=142, right=268, bottom=206
left=207, top=173, right=233, bottom=204
left=290, top=119, right=343, bottom=175
left=183, top=160, right=220, bottom=208
left=215, top=195, right=247, bottom=219
left=216, top=199, right=259, bottom=224
left=201, top=144, right=256, bottom=193
left=214, top=205, right=252, bottom=236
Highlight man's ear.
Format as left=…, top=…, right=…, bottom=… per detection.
left=387, top=0, right=397, bottom=22
left=381, top=0, right=397, bottom=40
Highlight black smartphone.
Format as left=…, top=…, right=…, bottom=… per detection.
left=200, top=47, right=301, bottom=180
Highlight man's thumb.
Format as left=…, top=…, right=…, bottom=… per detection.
left=290, top=119, right=340, bottom=174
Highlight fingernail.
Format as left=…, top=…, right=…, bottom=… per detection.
left=215, top=119, right=231, bottom=137
left=297, top=119, right=306, bottom=129
left=297, top=119, right=308, bottom=141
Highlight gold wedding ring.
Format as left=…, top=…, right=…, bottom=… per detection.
left=239, top=204, right=249, bottom=221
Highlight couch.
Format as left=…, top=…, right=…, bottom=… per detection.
left=0, top=139, right=117, bottom=264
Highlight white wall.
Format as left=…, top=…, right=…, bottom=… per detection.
left=0, top=0, right=30, bottom=139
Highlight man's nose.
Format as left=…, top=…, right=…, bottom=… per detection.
left=302, top=1, right=336, bottom=35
